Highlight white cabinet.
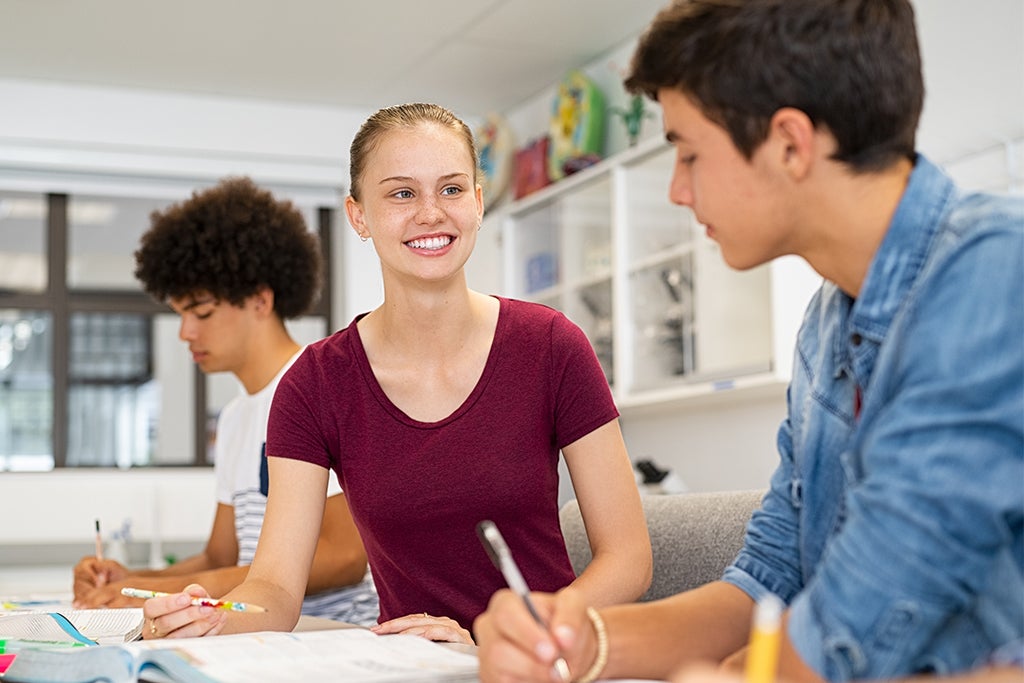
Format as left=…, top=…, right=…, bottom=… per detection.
left=492, top=135, right=821, bottom=414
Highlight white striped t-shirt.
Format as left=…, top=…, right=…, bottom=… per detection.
left=214, top=350, right=379, bottom=626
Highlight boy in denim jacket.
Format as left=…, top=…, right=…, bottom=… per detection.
left=474, top=1, right=1023, bottom=681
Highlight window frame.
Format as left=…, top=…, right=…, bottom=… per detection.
left=0, top=193, right=335, bottom=468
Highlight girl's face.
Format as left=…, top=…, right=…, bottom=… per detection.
left=345, top=122, right=484, bottom=285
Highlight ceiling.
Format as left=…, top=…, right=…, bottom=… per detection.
left=0, top=0, right=669, bottom=117
left=0, top=0, right=1020, bottom=166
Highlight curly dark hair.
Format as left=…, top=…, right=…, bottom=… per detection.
left=134, top=176, right=323, bottom=319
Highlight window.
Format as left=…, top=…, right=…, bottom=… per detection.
left=0, top=309, right=52, bottom=471
left=67, top=195, right=162, bottom=291
left=0, top=191, right=47, bottom=293
left=66, top=312, right=155, bottom=467
left=0, top=191, right=335, bottom=471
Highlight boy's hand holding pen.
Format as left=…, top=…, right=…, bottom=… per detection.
left=71, top=520, right=132, bottom=608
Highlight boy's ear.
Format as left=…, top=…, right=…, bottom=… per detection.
left=769, top=107, right=817, bottom=180
left=252, top=286, right=275, bottom=317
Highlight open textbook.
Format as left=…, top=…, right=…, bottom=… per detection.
left=1, top=628, right=479, bottom=683
left=0, top=608, right=144, bottom=645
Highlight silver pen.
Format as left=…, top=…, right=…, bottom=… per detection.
left=477, top=520, right=571, bottom=682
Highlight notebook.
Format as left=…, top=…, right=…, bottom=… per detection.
left=1, top=628, right=479, bottom=683
left=0, top=608, right=144, bottom=645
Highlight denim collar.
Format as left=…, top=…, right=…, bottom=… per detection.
left=832, top=155, right=956, bottom=385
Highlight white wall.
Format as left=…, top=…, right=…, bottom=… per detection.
left=621, top=392, right=788, bottom=493
left=0, top=469, right=215, bottom=544
left=0, top=79, right=362, bottom=191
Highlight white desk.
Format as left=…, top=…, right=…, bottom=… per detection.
left=0, top=565, right=71, bottom=597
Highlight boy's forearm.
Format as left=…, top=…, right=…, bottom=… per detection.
left=305, top=547, right=367, bottom=594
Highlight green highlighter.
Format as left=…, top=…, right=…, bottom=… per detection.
left=0, top=639, right=90, bottom=654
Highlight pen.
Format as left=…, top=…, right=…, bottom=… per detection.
left=0, top=639, right=90, bottom=654
left=119, top=588, right=268, bottom=613
left=94, top=518, right=103, bottom=561
left=93, top=518, right=108, bottom=589
left=744, top=594, right=784, bottom=683
left=476, top=520, right=571, bottom=683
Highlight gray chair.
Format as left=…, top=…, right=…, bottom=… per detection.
left=559, top=489, right=765, bottom=601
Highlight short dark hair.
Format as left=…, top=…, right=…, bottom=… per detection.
left=134, top=176, right=323, bottom=318
left=625, top=0, right=924, bottom=172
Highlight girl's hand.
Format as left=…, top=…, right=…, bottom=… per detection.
left=141, top=584, right=227, bottom=639
left=371, top=612, right=474, bottom=645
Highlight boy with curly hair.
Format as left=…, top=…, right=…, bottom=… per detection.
left=72, top=176, right=378, bottom=626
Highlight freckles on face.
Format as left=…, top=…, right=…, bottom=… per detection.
left=363, top=125, right=477, bottom=206
left=353, top=123, right=484, bottom=279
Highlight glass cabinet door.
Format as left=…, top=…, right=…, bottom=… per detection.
left=511, top=199, right=561, bottom=304
left=506, top=174, right=614, bottom=381
left=626, top=256, right=695, bottom=391
left=691, top=239, right=773, bottom=380
left=564, top=279, right=614, bottom=384
left=500, top=139, right=804, bottom=409
left=621, top=144, right=773, bottom=394
left=621, top=146, right=697, bottom=392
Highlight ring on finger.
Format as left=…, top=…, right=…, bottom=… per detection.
left=149, top=619, right=159, bottom=637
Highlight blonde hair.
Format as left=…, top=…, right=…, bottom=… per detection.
left=348, top=103, right=478, bottom=201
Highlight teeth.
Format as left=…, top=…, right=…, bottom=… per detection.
left=406, top=236, right=452, bottom=250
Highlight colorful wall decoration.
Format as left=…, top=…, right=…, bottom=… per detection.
left=547, top=70, right=605, bottom=181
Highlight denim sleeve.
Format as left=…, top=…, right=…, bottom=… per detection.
left=723, top=285, right=828, bottom=606
left=722, top=387, right=807, bottom=605
left=788, top=229, right=1024, bottom=679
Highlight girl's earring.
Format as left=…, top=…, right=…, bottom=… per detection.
left=360, top=233, right=369, bottom=243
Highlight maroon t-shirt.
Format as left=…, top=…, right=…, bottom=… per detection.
left=267, top=297, right=618, bottom=631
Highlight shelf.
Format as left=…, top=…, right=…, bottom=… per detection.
left=498, top=137, right=821, bottom=412
left=627, top=242, right=696, bottom=275
left=488, top=135, right=669, bottom=221
left=566, top=270, right=612, bottom=290
left=616, top=370, right=789, bottom=416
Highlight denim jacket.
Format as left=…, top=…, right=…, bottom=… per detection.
left=723, top=155, right=1024, bottom=680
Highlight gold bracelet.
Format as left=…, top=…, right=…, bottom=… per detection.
left=574, top=607, right=608, bottom=683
